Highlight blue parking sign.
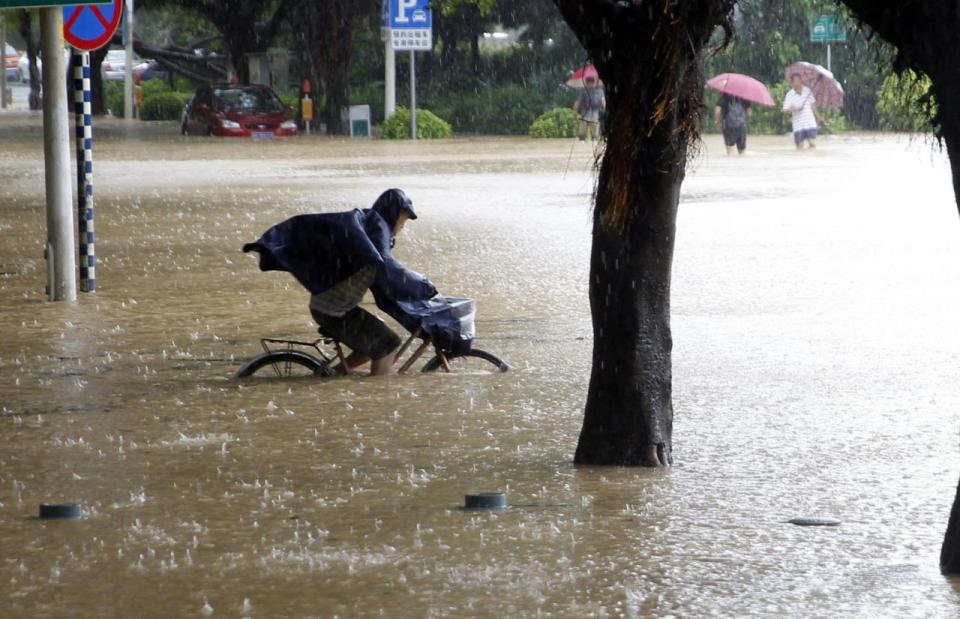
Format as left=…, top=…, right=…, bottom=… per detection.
left=390, top=0, right=432, bottom=30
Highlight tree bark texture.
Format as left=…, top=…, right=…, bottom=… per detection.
left=553, top=0, right=734, bottom=466
left=838, top=0, right=960, bottom=574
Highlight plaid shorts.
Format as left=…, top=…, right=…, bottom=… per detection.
left=311, top=306, right=401, bottom=360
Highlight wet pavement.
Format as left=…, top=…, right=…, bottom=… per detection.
left=2, top=113, right=960, bottom=616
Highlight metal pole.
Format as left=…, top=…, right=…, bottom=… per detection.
left=1, top=17, right=8, bottom=110
left=384, top=37, right=395, bottom=118
left=409, top=50, right=416, bottom=141
left=827, top=43, right=831, bottom=73
left=74, top=51, right=95, bottom=293
left=123, top=0, right=134, bottom=121
left=41, top=8, right=77, bottom=302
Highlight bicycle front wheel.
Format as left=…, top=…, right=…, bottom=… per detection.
left=237, top=350, right=326, bottom=378
left=421, top=349, right=510, bottom=373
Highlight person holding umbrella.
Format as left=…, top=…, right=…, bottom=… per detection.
left=783, top=72, right=827, bottom=149
left=571, top=66, right=606, bottom=141
left=706, top=73, right=775, bottom=156
left=714, top=94, right=752, bottom=155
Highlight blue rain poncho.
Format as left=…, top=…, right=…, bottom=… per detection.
left=242, top=189, right=437, bottom=303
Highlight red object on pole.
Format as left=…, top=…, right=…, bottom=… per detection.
left=302, top=79, right=312, bottom=94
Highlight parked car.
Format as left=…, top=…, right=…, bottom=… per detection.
left=180, top=84, right=297, bottom=137
left=4, top=43, right=20, bottom=82
left=101, top=49, right=141, bottom=81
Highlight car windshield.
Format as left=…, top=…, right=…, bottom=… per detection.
left=213, top=88, right=283, bottom=113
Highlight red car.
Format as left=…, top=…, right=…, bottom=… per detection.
left=180, top=84, right=297, bottom=137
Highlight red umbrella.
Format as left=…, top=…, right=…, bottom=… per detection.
left=566, top=64, right=601, bottom=88
left=706, top=73, right=775, bottom=106
left=784, top=61, right=844, bottom=109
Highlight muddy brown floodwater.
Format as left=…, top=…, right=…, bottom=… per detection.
left=2, top=114, right=960, bottom=617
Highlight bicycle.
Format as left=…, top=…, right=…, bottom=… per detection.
left=236, top=296, right=509, bottom=378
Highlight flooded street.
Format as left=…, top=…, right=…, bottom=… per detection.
left=2, top=115, right=960, bottom=616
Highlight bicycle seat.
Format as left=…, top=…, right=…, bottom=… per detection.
left=316, top=328, right=338, bottom=346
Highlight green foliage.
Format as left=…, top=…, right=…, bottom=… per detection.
left=381, top=107, right=452, bottom=139
left=707, top=0, right=893, bottom=130
left=747, top=82, right=791, bottom=135
left=140, top=92, right=189, bottom=121
left=876, top=70, right=935, bottom=133
left=529, top=107, right=578, bottom=138
left=104, top=81, right=125, bottom=118
left=432, top=0, right=497, bottom=17
left=105, top=80, right=192, bottom=120
left=427, top=83, right=552, bottom=135
left=277, top=92, right=299, bottom=110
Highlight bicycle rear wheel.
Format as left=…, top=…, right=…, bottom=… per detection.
left=237, top=351, right=326, bottom=378
left=421, top=349, right=510, bottom=373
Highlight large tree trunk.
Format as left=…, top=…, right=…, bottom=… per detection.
left=935, top=110, right=960, bottom=574
left=576, top=121, right=680, bottom=466
left=838, top=0, right=960, bottom=575
left=554, top=0, right=734, bottom=466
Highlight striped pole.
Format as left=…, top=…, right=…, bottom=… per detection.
left=73, top=51, right=95, bottom=293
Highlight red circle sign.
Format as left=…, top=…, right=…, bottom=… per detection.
left=63, top=1, right=124, bottom=52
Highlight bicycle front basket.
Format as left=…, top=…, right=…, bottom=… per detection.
left=398, top=296, right=475, bottom=354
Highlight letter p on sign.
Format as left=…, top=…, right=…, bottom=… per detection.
left=396, top=0, right=416, bottom=22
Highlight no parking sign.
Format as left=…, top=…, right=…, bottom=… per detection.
left=63, top=0, right=122, bottom=51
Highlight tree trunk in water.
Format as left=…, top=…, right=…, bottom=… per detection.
left=576, top=121, right=679, bottom=466
left=935, top=108, right=960, bottom=574
left=837, top=0, right=960, bottom=575
left=553, top=0, right=734, bottom=466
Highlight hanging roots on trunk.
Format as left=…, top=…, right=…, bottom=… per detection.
left=554, top=0, right=735, bottom=231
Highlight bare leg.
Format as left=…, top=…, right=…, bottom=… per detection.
left=369, top=353, right=395, bottom=376
left=808, top=139, right=816, bottom=149
left=336, top=351, right=369, bottom=375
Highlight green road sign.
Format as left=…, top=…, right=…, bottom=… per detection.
left=811, top=15, right=846, bottom=43
left=0, top=1, right=110, bottom=8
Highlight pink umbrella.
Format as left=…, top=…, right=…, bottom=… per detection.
left=784, top=61, right=844, bottom=109
left=566, top=64, right=601, bottom=88
left=706, top=73, right=775, bottom=106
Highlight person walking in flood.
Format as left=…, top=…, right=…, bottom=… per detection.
left=573, top=74, right=606, bottom=141
left=783, top=73, right=825, bottom=150
left=714, top=93, right=752, bottom=155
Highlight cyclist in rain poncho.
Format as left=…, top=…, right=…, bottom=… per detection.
left=243, top=189, right=436, bottom=375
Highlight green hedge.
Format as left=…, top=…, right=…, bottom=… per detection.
left=140, top=91, right=189, bottom=121
left=381, top=106, right=452, bottom=139
left=105, top=79, right=193, bottom=119
left=529, top=107, right=578, bottom=138
left=877, top=70, right=935, bottom=132
left=426, top=82, right=570, bottom=136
